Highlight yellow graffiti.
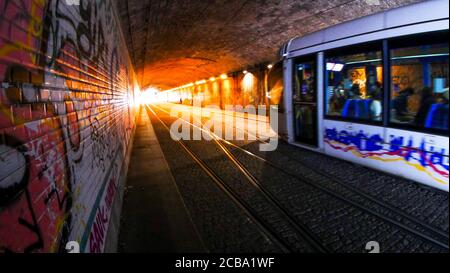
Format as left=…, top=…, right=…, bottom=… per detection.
left=29, top=0, right=46, bottom=64
left=0, top=0, right=45, bottom=63
left=328, top=140, right=448, bottom=186
left=50, top=214, right=68, bottom=252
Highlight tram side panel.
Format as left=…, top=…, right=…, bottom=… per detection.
left=323, top=120, right=449, bottom=191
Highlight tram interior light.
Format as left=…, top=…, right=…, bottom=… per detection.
left=326, top=62, right=344, bottom=72
left=333, top=63, right=344, bottom=71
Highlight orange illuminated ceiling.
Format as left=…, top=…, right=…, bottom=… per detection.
left=117, top=0, right=422, bottom=90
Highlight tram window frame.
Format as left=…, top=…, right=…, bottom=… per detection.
left=292, top=55, right=317, bottom=104
left=292, top=54, right=319, bottom=146
left=267, top=61, right=285, bottom=113
left=323, top=41, right=385, bottom=126
left=386, top=30, right=449, bottom=137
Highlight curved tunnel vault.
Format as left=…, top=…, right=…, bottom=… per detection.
left=117, top=0, right=423, bottom=90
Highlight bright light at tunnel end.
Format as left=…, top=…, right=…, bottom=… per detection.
left=139, top=87, right=164, bottom=104
left=146, top=69, right=279, bottom=151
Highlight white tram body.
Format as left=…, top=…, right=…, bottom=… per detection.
left=281, top=0, right=449, bottom=191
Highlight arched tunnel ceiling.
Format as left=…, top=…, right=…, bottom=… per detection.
left=117, top=0, right=423, bottom=90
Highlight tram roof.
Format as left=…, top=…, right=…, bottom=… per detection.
left=286, top=0, right=449, bottom=55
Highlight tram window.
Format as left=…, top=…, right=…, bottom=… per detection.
left=292, top=56, right=318, bottom=146
left=293, top=59, right=316, bottom=103
left=325, top=46, right=383, bottom=122
left=389, top=36, right=449, bottom=132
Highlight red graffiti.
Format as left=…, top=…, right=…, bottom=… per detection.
left=89, top=179, right=117, bottom=253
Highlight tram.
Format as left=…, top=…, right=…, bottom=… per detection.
left=280, top=0, right=449, bottom=191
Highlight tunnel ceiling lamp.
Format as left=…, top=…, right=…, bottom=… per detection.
left=267, top=64, right=273, bottom=69
left=195, top=80, right=206, bottom=85
left=243, top=70, right=248, bottom=75
left=220, top=74, right=228, bottom=80
left=209, top=77, right=216, bottom=82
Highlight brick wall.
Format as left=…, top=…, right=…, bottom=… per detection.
left=0, top=0, right=139, bottom=253
left=165, top=63, right=284, bottom=111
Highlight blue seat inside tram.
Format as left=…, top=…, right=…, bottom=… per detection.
left=425, top=104, right=449, bottom=130
left=342, top=99, right=373, bottom=119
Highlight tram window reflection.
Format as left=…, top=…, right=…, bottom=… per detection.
left=293, top=61, right=316, bottom=103
left=293, top=57, right=318, bottom=146
left=325, top=48, right=383, bottom=122
left=390, top=41, right=449, bottom=131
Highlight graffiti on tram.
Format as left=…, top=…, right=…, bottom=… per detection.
left=324, top=128, right=449, bottom=185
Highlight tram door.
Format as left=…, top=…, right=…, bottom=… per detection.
left=293, top=56, right=318, bottom=147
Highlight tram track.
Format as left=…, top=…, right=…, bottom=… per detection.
left=163, top=103, right=449, bottom=247
left=214, top=116, right=449, bottom=246
left=145, top=104, right=329, bottom=253
left=243, top=139, right=449, bottom=242
left=227, top=140, right=449, bottom=250
left=150, top=103, right=448, bottom=252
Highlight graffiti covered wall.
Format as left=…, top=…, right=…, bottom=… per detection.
left=0, top=0, right=139, bottom=252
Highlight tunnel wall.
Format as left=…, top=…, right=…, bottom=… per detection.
left=0, top=0, right=140, bottom=253
left=163, top=62, right=284, bottom=112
